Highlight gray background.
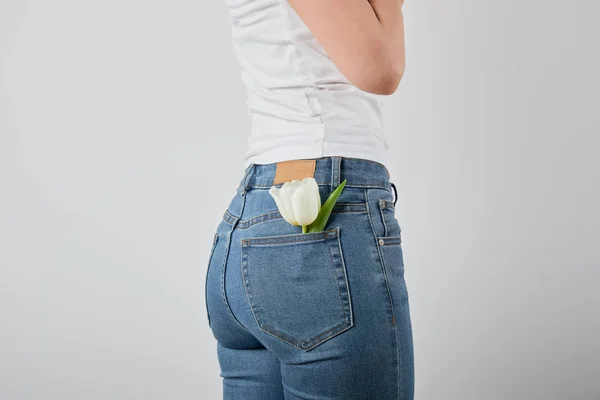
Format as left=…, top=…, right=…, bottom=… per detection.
left=1, top=0, right=599, bottom=399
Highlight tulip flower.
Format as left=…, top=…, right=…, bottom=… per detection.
left=269, top=177, right=347, bottom=233
left=269, top=177, right=321, bottom=233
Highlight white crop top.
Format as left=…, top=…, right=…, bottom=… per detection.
left=224, top=0, right=391, bottom=170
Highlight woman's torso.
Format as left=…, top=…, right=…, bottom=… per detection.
left=224, top=0, right=390, bottom=169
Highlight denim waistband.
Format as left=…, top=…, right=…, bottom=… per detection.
left=237, top=156, right=392, bottom=193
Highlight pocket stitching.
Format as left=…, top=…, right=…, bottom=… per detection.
left=377, top=236, right=402, bottom=246
left=240, top=228, right=353, bottom=351
left=379, top=199, right=400, bottom=238
left=327, top=233, right=347, bottom=326
left=242, top=227, right=339, bottom=246
left=379, top=199, right=390, bottom=237
left=377, top=236, right=406, bottom=274
left=230, top=203, right=369, bottom=229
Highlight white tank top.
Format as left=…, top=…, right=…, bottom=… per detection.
left=224, top=0, right=390, bottom=169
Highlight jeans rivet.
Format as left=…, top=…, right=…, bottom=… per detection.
left=379, top=239, right=385, bottom=246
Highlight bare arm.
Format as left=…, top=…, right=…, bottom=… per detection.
left=288, top=0, right=405, bottom=95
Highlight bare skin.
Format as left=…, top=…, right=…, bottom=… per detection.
left=288, top=0, right=405, bottom=95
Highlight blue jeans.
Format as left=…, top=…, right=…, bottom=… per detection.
left=205, top=156, right=415, bottom=399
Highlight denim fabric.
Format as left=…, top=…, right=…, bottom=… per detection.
left=205, top=156, right=415, bottom=399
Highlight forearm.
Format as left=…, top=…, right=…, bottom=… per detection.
left=368, top=0, right=406, bottom=78
left=288, top=0, right=406, bottom=94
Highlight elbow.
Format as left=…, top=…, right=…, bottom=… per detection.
left=352, top=48, right=404, bottom=95
left=366, top=68, right=404, bottom=95
left=350, top=61, right=405, bottom=95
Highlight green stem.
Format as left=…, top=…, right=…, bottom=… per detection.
left=302, top=225, right=307, bottom=233
left=307, top=179, right=347, bottom=233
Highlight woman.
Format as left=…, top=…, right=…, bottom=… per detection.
left=204, top=0, right=414, bottom=398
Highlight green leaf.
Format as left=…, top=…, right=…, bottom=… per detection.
left=307, top=179, right=347, bottom=233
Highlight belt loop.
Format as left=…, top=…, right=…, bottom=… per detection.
left=238, top=163, right=255, bottom=196
left=390, top=182, right=398, bottom=206
left=330, top=156, right=341, bottom=192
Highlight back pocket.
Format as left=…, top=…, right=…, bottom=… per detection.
left=240, top=227, right=353, bottom=351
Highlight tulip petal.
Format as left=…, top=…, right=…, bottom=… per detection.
left=303, top=177, right=321, bottom=211
left=269, top=186, right=293, bottom=225
left=278, top=182, right=299, bottom=225
left=291, top=183, right=320, bottom=226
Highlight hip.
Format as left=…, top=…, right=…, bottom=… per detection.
left=204, top=156, right=413, bottom=391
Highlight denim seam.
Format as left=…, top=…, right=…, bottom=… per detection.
left=242, top=228, right=337, bottom=246
left=236, top=211, right=285, bottom=229
left=379, top=199, right=399, bottom=239
left=261, top=321, right=352, bottom=351
left=366, top=189, right=400, bottom=396
left=365, top=189, right=397, bottom=328
left=219, top=198, right=252, bottom=334
left=246, top=155, right=389, bottom=173
left=227, top=203, right=369, bottom=229
left=379, top=199, right=390, bottom=237
left=223, top=210, right=239, bottom=226
left=205, top=232, right=219, bottom=327
left=246, top=183, right=390, bottom=190
left=240, top=245, right=265, bottom=339
left=334, top=230, right=354, bottom=329
left=325, top=231, right=348, bottom=328
left=380, top=199, right=395, bottom=210
left=377, top=236, right=402, bottom=246
left=244, top=237, right=327, bottom=247
left=375, top=196, right=403, bottom=399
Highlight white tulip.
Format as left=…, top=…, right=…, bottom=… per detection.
left=269, top=177, right=322, bottom=232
